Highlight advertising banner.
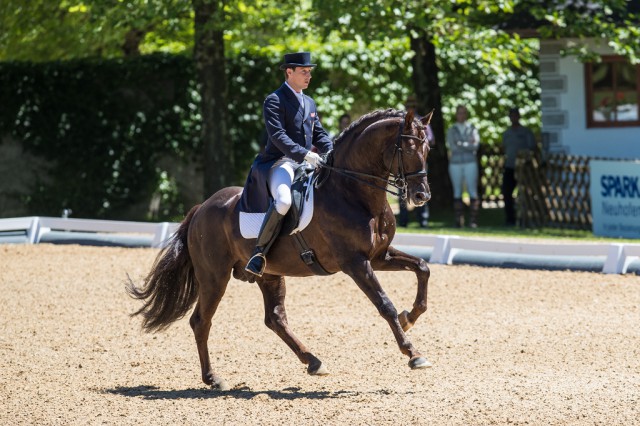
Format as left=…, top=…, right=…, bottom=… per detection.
left=590, top=160, right=640, bottom=238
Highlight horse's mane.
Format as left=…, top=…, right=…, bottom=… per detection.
left=333, top=109, right=405, bottom=146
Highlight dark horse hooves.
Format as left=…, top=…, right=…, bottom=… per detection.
left=204, top=373, right=230, bottom=391
left=408, top=356, right=432, bottom=369
left=129, top=110, right=434, bottom=389
left=307, top=359, right=329, bottom=376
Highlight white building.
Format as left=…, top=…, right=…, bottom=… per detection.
left=539, top=39, right=640, bottom=159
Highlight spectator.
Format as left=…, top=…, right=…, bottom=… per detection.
left=333, top=113, right=352, bottom=141
left=501, top=107, right=536, bottom=226
left=339, top=113, right=351, bottom=132
left=446, top=105, right=480, bottom=228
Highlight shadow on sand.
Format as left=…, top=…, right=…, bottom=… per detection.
left=105, top=385, right=413, bottom=401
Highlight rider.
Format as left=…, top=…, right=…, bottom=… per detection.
left=244, top=51, right=333, bottom=277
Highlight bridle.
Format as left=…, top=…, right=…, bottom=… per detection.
left=319, top=117, right=429, bottom=200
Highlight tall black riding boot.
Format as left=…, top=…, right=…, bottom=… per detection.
left=453, top=198, right=465, bottom=228
left=469, top=198, right=480, bottom=229
left=245, top=203, right=285, bottom=277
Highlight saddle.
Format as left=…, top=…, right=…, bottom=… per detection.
left=239, top=165, right=313, bottom=238
left=238, top=164, right=332, bottom=276
left=280, top=165, right=315, bottom=235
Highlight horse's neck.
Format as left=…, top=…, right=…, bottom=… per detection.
left=331, top=136, right=392, bottom=213
left=334, top=119, right=396, bottom=174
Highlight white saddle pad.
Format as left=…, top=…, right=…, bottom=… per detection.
left=239, top=177, right=315, bottom=239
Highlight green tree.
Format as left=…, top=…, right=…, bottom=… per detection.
left=525, top=0, right=640, bottom=64
left=312, top=1, right=538, bottom=209
left=0, top=0, right=193, bottom=60
left=312, top=0, right=638, bottom=209
left=0, top=0, right=318, bottom=198
left=3, top=0, right=637, bottom=207
left=192, top=0, right=230, bottom=196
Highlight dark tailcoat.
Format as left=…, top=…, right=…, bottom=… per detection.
left=239, top=83, right=333, bottom=212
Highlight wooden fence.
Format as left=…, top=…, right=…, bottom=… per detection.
left=477, top=147, right=594, bottom=230
left=478, top=145, right=505, bottom=207
left=516, top=152, right=593, bottom=230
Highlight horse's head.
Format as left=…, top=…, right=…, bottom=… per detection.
left=385, top=109, right=432, bottom=206
left=331, top=108, right=432, bottom=206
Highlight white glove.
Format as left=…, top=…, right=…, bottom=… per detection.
left=304, top=151, right=323, bottom=168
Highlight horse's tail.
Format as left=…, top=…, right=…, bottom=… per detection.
left=126, top=204, right=201, bottom=332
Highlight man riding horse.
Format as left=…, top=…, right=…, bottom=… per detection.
left=241, top=52, right=333, bottom=277
left=128, top=50, right=434, bottom=388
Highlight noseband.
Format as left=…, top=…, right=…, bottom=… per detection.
left=319, top=117, right=429, bottom=200
left=388, top=121, right=429, bottom=200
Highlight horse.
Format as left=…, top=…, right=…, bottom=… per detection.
left=127, top=108, right=433, bottom=390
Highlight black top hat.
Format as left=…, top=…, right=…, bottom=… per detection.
left=279, top=52, right=316, bottom=70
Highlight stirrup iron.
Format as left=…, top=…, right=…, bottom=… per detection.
left=245, top=252, right=267, bottom=277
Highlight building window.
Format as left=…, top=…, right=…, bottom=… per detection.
left=585, top=56, right=640, bottom=128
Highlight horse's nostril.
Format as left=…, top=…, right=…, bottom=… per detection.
left=416, top=192, right=428, bottom=201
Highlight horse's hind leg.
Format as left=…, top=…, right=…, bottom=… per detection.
left=372, top=245, right=430, bottom=332
left=257, top=275, right=328, bottom=376
left=190, top=268, right=230, bottom=390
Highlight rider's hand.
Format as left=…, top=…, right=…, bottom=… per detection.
left=304, top=151, right=323, bottom=168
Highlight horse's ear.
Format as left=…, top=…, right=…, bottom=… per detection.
left=421, top=109, right=434, bottom=126
left=404, top=109, right=415, bottom=129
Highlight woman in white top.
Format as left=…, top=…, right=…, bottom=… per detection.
left=446, top=105, right=480, bottom=228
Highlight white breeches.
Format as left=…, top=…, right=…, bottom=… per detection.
left=268, top=158, right=296, bottom=215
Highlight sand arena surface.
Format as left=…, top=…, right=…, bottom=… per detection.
left=1, top=244, right=639, bottom=425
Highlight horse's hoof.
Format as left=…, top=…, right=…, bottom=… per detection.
left=308, top=362, right=329, bottom=376
left=408, top=356, right=432, bottom=369
left=204, top=373, right=230, bottom=391
left=398, top=310, right=413, bottom=332
left=211, top=378, right=230, bottom=391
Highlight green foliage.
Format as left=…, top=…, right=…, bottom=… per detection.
left=529, top=0, right=640, bottom=64
left=1, top=0, right=638, bottom=220
left=2, top=51, right=380, bottom=219
left=312, top=0, right=540, bottom=146
left=307, top=37, right=413, bottom=129
left=0, top=54, right=198, bottom=219
left=0, top=0, right=193, bottom=60
left=438, top=32, right=540, bottom=145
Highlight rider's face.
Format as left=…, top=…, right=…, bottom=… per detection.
left=287, top=67, right=313, bottom=92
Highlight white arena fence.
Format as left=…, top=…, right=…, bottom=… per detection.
left=0, top=216, right=179, bottom=249
left=1, top=216, right=639, bottom=275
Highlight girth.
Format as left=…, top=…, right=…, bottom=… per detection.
left=281, top=165, right=332, bottom=276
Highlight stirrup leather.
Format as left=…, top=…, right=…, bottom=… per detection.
left=245, top=252, right=267, bottom=277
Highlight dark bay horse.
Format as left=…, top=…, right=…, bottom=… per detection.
left=127, top=109, right=433, bottom=390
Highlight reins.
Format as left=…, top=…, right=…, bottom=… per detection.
left=318, top=118, right=428, bottom=200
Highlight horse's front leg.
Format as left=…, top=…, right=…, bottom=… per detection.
left=371, top=245, right=430, bottom=332
left=343, top=258, right=431, bottom=369
left=256, top=275, right=328, bottom=376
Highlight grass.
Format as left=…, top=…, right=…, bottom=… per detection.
left=395, top=204, right=639, bottom=244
